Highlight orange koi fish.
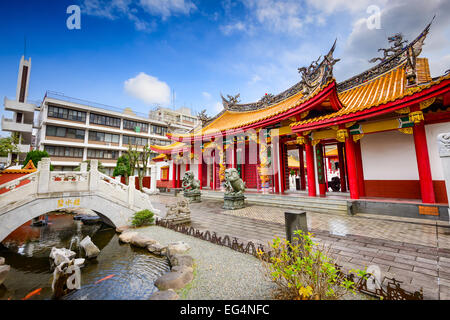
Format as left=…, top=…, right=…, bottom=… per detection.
left=95, top=274, right=115, bottom=284
left=22, top=288, right=42, bottom=300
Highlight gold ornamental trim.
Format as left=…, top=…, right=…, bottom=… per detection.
left=409, top=111, right=424, bottom=124
left=336, top=129, right=349, bottom=143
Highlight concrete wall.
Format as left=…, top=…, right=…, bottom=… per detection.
left=426, top=122, right=450, bottom=180
left=361, top=130, right=419, bottom=180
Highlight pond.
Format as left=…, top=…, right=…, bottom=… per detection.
left=0, top=213, right=170, bottom=300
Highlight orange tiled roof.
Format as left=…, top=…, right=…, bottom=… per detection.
left=169, top=80, right=334, bottom=139
left=291, top=60, right=450, bottom=128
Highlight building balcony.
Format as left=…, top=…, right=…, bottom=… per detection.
left=4, top=97, right=36, bottom=114
left=17, top=144, right=31, bottom=153
left=1, top=116, right=33, bottom=133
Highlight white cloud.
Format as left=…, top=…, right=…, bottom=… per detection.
left=215, top=101, right=223, bottom=112
left=81, top=0, right=196, bottom=31
left=139, top=0, right=197, bottom=20
left=220, top=21, right=248, bottom=35
left=124, top=72, right=171, bottom=105
left=202, top=91, right=212, bottom=99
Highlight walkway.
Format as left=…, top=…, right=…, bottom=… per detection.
left=150, top=194, right=450, bottom=300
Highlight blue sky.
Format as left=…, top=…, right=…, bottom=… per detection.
left=0, top=0, right=449, bottom=128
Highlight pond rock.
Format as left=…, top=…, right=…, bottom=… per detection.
left=80, top=236, right=101, bottom=259
left=0, top=257, right=4, bottom=265
left=149, top=289, right=179, bottom=300
left=148, top=243, right=167, bottom=256
left=50, top=247, right=76, bottom=265
left=169, top=254, right=194, bottom=268
left=155, top=265, right=193, bottom=291
left=167, top=241, right=191, bottom=256
left=0, top=264, right=11, bottom=286
left=119, top=231, right=139, bottom=243
left=129, top=235, right=158, bottom=248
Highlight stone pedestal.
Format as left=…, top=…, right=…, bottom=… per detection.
left=223, top=194, right=245, bottom=210
left=184, top=190, right=201, bottom=203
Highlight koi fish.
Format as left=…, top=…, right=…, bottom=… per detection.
left=95, top=274, right=115, bottom=284
left=22, top=288, right=42, bottom=300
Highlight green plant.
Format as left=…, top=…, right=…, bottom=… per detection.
left=113, top=155, right=132, bottom=184
left=131, top=209, right=155, bottom=227
left=22, top=150, right=54, bottom=170
left=258, top=230, right=368, bottom=300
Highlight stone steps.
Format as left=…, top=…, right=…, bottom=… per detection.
left=201, top=191, right=348, bottom=215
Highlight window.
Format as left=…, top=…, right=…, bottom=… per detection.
left=48, top=105, right=86, bottom=122
left=151, top=125, right=168, bottom=136
left=123, top=119, right=148, bottom=133
left=87, top=149, right=119, bottom=159
left=89, top=113, right=121, bottom=128
left=88, top=131, right=119, bottom=143
left=44, top=145, right=83, bottom=158
left=161, top=166, right=169, bottom=181
left=123, top=135, right=148, bottom=146
left=46, top=126, right=85, bottom=140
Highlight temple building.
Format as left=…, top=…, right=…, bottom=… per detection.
left=150, top=20, right=450, bottom=219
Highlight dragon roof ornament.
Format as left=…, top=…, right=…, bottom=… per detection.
left=338, top=16, right=435, bottom=92
left=221, top=39, right=340, bottom=112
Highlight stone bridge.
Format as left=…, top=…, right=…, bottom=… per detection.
left=0, top=158, right=163, bottom=242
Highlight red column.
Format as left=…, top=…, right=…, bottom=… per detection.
left=337, top=142, right=347, bottom=192
left=172, top=161, right=177, bottom=188
left=176, top=164, right=181, bottom=188
left=355, top=140, right=366, bottom=197
left=198, top=150, right=203, bottom=190
left=305, top=139, right=316, bottom=197
left=317, top=143, right=327, bottom=197
left=298, top=145, right=306, bottom=190
left=413, top=121, right=436, bottom=203
left=345, top=136, right=359, bottom=200
left=233, top=142, right=237, bottom=169
left=212, top=151, right=217, bottom=191
left=273, top=142, right=280, bottom=194
left=279, top=142, right=285, bottom=193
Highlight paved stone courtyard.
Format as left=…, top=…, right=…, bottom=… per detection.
left=150, top=194, right=450, bottom=300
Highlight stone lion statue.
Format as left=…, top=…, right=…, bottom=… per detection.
left=224, top=168, right=245, bottom=196
left=182, top=171, right=200, bottom=192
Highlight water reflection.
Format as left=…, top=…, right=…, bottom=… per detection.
left=0, top=213, right=170, bottom=300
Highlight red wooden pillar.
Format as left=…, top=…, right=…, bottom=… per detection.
left=256, top=141, right=260, bottom=192
left=337, top=142, right=347, bottom=192
left=212, top=150, right=217, bottom=191
left=279, top=142, right=285, bottom=193
left=172, top=161, right=177, bottom=188
left=176, top=164, right=181, bottom=188
left=316, top=143, right=327, bottom=197
left=305, top=138, right=316, bottom=197
left=345, top=135, right=360, bottom=200
left=273, top=142, right=280, bottom=194
left=198, top=149, right=203, bottom=190
left=233, top=142, right=237, bottom=169
left=354, top=140, right=365, bottom=197
left=298, top=145, right=306, bottom=190
left=413, top=120, right=436, bottom=203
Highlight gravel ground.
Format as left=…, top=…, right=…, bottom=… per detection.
left=134, top=225, right=277, bottom=300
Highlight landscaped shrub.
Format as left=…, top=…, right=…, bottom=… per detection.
left=258, top=230, right=369, bottom=300
left=131, top=209, right=155, bottom=227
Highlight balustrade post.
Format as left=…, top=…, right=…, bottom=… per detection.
left=37, top=158, right=51, bottom=194
left=150, top=165, right=157, bottom=192
left=89, top=160, right=99, bottom=191
left=128, top=175, right=135, bottom=208
left=80, top=162, right=88, bottom=173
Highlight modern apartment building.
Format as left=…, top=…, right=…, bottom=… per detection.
left=2, top=56, right=200, bottom=175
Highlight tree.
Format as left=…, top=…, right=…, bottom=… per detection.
left=113, top=154, right=131, bottom=184
left=22, top=150, right=52, bottom=169
left=74, top=160, right=106, bottom=174
left=126, top=143, right=151, bottom=190
left=0, top=135, right=20, bottom=172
